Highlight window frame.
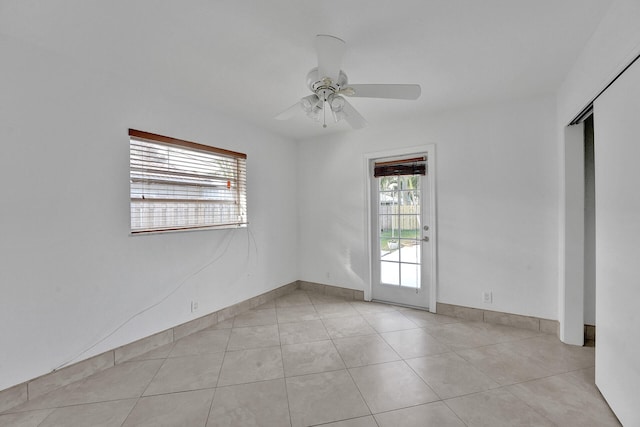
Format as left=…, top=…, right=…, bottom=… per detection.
left=129, top=129, right=247, bottom=234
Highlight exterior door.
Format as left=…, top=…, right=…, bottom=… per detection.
left=370, top=153, right=433, bottom=309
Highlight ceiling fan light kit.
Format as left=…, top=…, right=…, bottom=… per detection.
left=275, top=34, right=421, bottom=130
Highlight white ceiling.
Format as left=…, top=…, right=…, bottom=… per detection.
left=1, top=0, right=612, bottom=140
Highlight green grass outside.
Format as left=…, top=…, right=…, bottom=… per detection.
left=380, top=229, right=419, bottom=251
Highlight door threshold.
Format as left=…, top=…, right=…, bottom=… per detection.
left=371, top=299, right=430, bottom=311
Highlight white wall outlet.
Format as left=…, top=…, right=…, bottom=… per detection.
left=191, top=300, right=199, bottom=313
left=482, top=291, right=493, bottom=304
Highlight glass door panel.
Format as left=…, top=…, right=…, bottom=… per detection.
left=378, top=173, right=422, bottom=289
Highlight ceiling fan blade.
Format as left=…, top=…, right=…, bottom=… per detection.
left=316, top=34, right=346, bottom=83
left=274, top=102, right=301, bottom=120
left=345, top=84, right=421, bottom=100
left=341, top=98, right=367, bottom=129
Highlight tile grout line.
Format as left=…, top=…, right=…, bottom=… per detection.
left=118, top=395, right=140, bottom=427
left=117, top=353, right=168, bottom=426
left=276, top=313, right=294, bottom=427
left=308, top=291, right=377, bottom=425
left=401, top=354, right=447, bottom=403
left=439, top=397, right=471, bottom=427
left=332, top=333, right=375, bottom=421
left=204, top=310, right=235, bottom=427
left=501, top=385, right=559, bottom=426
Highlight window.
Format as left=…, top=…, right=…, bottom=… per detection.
left=129, top=129, right=247, bottom=234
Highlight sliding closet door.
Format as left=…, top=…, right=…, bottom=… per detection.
left=592, top=58, right=640, bottom=426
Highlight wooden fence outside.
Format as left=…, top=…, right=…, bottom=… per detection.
left=378, top=205, right=420, bottom=231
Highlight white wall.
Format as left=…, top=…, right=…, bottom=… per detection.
left=298, top=94, right=559, bottom=320
left=0, top=35, right=298, bottom=391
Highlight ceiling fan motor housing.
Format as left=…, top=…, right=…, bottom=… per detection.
left=306, top=67, right=348, bottom=101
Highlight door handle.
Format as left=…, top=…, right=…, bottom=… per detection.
left=422, top=236, right=429, bottom=242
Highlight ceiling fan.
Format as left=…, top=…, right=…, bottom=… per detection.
left=275, top=34, right=421, bottom=129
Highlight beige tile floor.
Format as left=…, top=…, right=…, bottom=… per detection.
left=0, top=290, right=621, bottom=427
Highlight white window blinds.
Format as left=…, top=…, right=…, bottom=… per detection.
left=129, top=129, right=247, bottom=234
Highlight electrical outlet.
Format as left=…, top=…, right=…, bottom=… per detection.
left=191, top=301, right=199, bottom=313
left=482, top=291, right=492, bottom=304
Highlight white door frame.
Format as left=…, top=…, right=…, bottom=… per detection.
left=559, top=123, right=585, bottom=345
left=363, top=144, right=437, bottom=312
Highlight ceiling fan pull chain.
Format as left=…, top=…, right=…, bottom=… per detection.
left=323, top=101, right=327, bottom=128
